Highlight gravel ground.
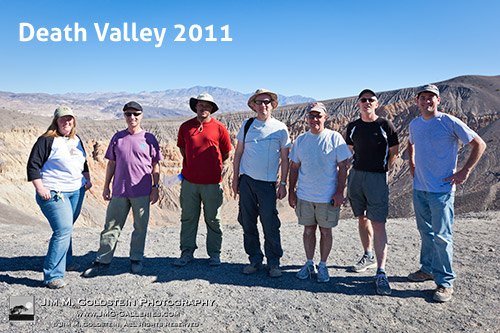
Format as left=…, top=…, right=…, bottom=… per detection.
left=1, top=211, right=499, bottom=332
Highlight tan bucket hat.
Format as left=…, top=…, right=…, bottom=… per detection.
left=189, top=93, right=219, bottom=113
left=247, top=89, right=279, bottom=111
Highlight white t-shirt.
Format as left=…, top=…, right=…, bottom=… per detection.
left=41, top=136, right=87, bottom=191
left=289, top=129, right=352, bottom=203
left=236, top=117, right=291, bottom=182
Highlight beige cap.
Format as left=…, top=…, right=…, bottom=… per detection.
left=54, top=106, right=75, bottom=118
left=308, top=102, right=327, bottom=115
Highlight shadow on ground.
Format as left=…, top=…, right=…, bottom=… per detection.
left=1, top=253, right=434, bottom=301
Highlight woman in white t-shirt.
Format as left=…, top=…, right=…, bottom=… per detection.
left=27, top=106, right=92, bottom=289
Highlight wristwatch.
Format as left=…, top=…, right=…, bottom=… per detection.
left=152, top=184, right=160, bottom=188
left=279, top=181, right=286, bottom=186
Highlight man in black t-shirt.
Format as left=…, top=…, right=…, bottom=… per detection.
left=345, top=89, right=399, bottom=296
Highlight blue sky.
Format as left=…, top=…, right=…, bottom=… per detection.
left=0, top=0, right=499, bottom=100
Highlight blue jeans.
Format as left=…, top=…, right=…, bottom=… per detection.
left=413, top=189, right=456, bottom=288
left=238, top=175, right=282, bottom=266
left=36, top=187, right=85, bottom=284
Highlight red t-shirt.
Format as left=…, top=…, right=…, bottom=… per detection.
left=177, top=117, right=232, bottom=184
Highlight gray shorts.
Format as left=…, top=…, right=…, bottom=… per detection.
left=347, top=169, right=389, bottom=223
left=295, top=198, right=340, bottom=228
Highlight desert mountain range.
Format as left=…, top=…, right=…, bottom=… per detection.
left=0, top=74, right=499, bottom=228
left=0, top=86, right=314, bottom=120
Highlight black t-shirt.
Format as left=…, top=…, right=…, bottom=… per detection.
left=345, top=117, right=399, bottom=173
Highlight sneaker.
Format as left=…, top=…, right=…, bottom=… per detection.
left=130, top=260, right=143, bottom=273
left=242, top=262, right=262, bottom=275
left=66, top=263, right=81, bottom=271
left=82, top=262, right=110, bottom=278
left=268, top=265, right=282, bottom=278
left=350, top=254, right=377, bottom=272
left=317, top=265, right=330, bottom=283
left=375, top=273, right=392, bottom=295
left=296, top=263, right=315, bottom=280
left=173, top=250, right=194, bottom=267
left=408, top=269, right=434, bottom=282
left=208, top=257, right=221, bottom=266
left=433, top=285, right=453, bottom=302
left=46, top=279, right=67, bottom=289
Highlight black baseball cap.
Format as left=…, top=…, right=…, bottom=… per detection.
left=123, top=101, right=143, bottom=112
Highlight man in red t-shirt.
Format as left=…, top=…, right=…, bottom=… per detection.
left=174, top=93, right=232, bottom=267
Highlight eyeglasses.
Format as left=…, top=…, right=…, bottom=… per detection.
left=308, top=114, right=324, bottom=119
left=255, top=100, right=272, bottom=105
left=124, top=112, right=142, bottom=117
left=360, top=98, right=376, bottom=103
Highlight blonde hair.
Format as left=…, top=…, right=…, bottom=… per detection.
left=42, top=116, right=76, bottom=139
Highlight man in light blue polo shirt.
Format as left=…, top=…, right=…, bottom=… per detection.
left=407, top=84, right=486, bottom=302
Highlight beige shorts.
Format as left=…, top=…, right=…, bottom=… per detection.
left=295, top=198, right=340, bottom=228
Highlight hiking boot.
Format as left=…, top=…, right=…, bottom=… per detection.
left=408, top=269, right=434, bottom=282
left=296, top=262, right=315, bottom=280
left=317, top=265, right=330, bottom=283
left=130, top=260, right=143, bottom=274
left=174, top=250, right=194, bottom=267
left=46, top=279, right=66, bottom=289
left=243, top=262, right=262, bottom=275
left=208, top=257, right=221, bottom=266
left=350, top=254, right=377, bottom=272
left=268, top=265, right=282, bottom=278
left=433, top=285, right=453, bottom=302
left=375, top=273, right=392, bottom=296
left=66, top=263, right=81, bottom=271
left=83, top=262, right=110, bottom=278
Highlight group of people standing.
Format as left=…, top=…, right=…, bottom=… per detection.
left=27, top=85, right=486, bottom=303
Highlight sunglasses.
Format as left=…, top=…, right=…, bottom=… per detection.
left=308, top=114, right=324, bottom=119
left=124, top=112, right=142, bottom=117
left=360, top=98, right=376, bottom=103
left=255, top=100, right=272, bottom=105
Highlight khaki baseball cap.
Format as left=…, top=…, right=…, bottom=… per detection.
left=308, top=102, right=327, bottom=115
left=54, top=106, right=75, bottom=118
left=417, top=84, right=440, bottom=97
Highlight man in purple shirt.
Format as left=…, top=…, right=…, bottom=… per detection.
left=84, top=101, right=162, bottom=277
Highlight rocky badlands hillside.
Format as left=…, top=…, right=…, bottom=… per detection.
left=0, top=75, right=499, bottom=228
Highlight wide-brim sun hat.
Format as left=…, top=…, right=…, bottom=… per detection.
left=247, top=89, right=279, bottom=111
left=189, top=93, right=219, bottom=113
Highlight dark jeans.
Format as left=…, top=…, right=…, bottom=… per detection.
left=238, top=175, right=282, bottom=266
